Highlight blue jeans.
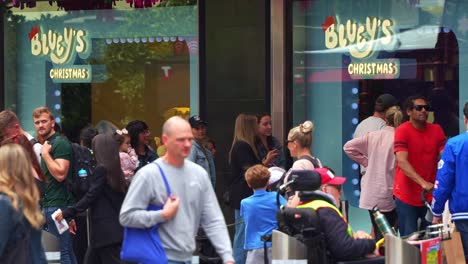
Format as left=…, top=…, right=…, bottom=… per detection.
left=395, top=198, right=429, bottom=236
left=233, top=209, right=246, bottom=264
left=455, top=220, right=468, bottom=263
left=43, top=207, right=77, bottom=264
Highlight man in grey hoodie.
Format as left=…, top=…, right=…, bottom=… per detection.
left=120, top=116, right=234, bottom=264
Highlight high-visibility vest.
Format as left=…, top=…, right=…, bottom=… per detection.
left=298, top=199, right=353, bottom=237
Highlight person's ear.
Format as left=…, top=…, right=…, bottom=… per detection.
left=320, top=185, right=327, bottom=193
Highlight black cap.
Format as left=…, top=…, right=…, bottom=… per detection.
left=375, top=94, right=398, bottom=112
left=285, top=170, right=322, bottom=192
left=189, top=115, right=207, bottom=128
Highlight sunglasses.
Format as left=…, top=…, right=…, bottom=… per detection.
left=412, top=104, right=431, bottom=111
left=285, top=139, right=295, bottom=144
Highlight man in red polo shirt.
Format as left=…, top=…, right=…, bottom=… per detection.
left=394, top=95, right=446, bottom=236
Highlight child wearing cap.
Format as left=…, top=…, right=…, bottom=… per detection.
left=240, top=164, right=286, bottom=264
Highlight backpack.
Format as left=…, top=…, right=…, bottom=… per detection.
left=67, top=143, right=96, bottom=199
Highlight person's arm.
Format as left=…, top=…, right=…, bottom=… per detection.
left=119, top=166, right=167, bottom=228
left=41, top=141, right=71, bottom=182
left=62, top=166, right=107, bottom=220
left=432, top=143, right=455, bottom=218
left=343, top=134, right=369, bottom=168
left=395, top=151, right=433, bottom=191
left=200, top=171, right=234, bottom=263
left=208, top=153, right=216, bottom=187
left=0, top=197, right=13, bottom=255
left=319, top=208, right=375, bottom=260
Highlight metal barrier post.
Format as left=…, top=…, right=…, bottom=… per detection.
left=271, top=230, right=307, bottom=261
left=385, top=234, right=421, bottom=264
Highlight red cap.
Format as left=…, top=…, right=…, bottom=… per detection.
left=314, top=168, right=346, bottom=185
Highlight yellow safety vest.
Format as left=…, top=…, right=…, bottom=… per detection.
left=298, top=200, right=353, bottom=237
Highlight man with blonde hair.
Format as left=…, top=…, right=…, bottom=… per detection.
left=33, top=106, right=76, bottom=264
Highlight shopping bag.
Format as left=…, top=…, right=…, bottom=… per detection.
left=120, top=205, right=167, bottom=264
left=120, top=161, right=171, bottom=264
left=408, top=236, right=442, bottom=264
left=442, top=232, right=465, bottom=264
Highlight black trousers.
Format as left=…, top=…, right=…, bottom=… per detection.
left=84, top=243, right=124, bottom=264
left=73, top=214, right=89, bottom=264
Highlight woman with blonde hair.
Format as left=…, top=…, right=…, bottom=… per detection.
left=228, top=113, right=261, bottom=264
left=344, top=106, right=403, bottom=241
left=286, top=120, right=322, bottom=171
left=0, top=143, right=46, bottom=263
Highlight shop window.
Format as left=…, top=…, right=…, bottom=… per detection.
left=290, top=0, right=459, bottom=207
left=3, top=2, right=198, bottom=147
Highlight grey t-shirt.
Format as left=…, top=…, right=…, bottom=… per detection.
left=119, top=158, right=233, bottom=262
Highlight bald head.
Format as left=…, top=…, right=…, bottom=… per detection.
left=162, top=116, right=193, bottom=165
left=162, top=116, right=190, bottom=136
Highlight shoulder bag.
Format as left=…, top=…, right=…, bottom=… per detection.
left=120, top=161, right=170, bottom=264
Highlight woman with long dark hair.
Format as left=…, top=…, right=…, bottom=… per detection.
left=126, top=120, right=158, bottom=171
left=55, top=134, right=127, bottom=263
left=0, top=143, right=46, bottom=263
left=256, top=113, right=285, bottom=168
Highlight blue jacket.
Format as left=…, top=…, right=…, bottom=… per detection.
left=432, top=131, right=468, bottom=221
left=188, top=140, right=216, bottom=188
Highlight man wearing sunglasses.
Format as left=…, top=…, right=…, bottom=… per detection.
left=394, top=95, right=446, bottom=236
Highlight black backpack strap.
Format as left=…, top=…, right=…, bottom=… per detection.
left=298, top=155, right=321, bottom=168
left=29, top=138, right=38, bottom=145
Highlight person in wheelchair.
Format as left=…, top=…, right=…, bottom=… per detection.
left=284, top=168, right=379, bottom=262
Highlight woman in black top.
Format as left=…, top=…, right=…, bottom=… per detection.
left=228, top=113, right=261, bottom=264
left=126, top=120, right=158, bottom=171
left=55, top=134, right=127, bottom=264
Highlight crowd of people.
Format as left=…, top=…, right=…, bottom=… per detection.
left=0, top=93, right=467, bottom=264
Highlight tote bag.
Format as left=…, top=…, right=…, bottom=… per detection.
left=120, top=161, right=171, bottom=264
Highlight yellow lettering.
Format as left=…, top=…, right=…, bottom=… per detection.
left=325, top=25, right=338, bottom=49
left=47, top=30, right=56, bottom=52
left=31, top=35, right=41, bottom=56
left=41, top=34, right=49, bottom=55
left=338, top=24, right=347, bottom=47
left=76, top=30, right=85, bottom=53
left=346, top=20, right=357, bottom=43
left=381, top=19, right=393, bottom=45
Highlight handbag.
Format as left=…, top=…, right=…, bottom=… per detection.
left=120, top=161, right=171, bottom=264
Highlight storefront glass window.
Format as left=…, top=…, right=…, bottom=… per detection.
left=3, top=2, right=198, bottom=145
left=291, top=0, right=461, bottom=206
